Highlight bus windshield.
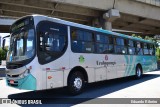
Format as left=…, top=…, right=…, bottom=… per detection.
left=7, top=28, right=35, bottom=62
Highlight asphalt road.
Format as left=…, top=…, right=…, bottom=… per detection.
left=0, top=66, right=6, bottom=80
left=0, top=70, right=160, bottom=107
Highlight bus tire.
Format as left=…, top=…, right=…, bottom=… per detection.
left=68, top=71, right=85, bottom=95
left=135, top=65, right=142, bottom=79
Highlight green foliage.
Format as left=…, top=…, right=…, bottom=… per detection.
left=0, top=47, right=8, bottom=64
left=132, top=34, right=142, bottom=39
left=144, top=36, right=160, bottom=48
left=156, top=48, right=160, bottom=60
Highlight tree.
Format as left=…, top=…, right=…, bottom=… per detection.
left=0, top=47, right=8, bottom=64
left=132, top=34, right=142, bottom=39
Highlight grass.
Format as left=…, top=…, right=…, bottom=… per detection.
left=156, top=48, right=160, bottom=61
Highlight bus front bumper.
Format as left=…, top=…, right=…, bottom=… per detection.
left=6, top=74, right=36, bottom=90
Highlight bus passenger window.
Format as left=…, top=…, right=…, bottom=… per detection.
left=108, top=45, right=114, bottom=53
left=136, top=42, right=143, bottom=55
left=143, top=43, right=149, bottom=55
left=151, top=44, right=155, bottom=55
left=115, top=37, right=127, bottom=54
left=96, top=34, right=109, bottom=54
left=71, top=29, right=94, bottom=53
left=108, top=36, right=114, bottom=53
left=128, top=40, right=136, bottom=55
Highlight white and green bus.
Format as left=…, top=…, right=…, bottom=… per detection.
left=5, top=15, right=157, bottom=95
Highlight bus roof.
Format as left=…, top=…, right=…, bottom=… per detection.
left=15, top=14, right=154, bottom=44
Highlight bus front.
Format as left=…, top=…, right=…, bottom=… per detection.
left=6, top=16, right=37, bottom=90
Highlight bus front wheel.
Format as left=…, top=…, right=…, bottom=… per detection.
left=68, top=71, right=85, bottom=95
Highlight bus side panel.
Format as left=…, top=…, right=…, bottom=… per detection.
left=141, top=56, right=157, bottom=73
left=123, top=55, right=137, bottom=77
left=69, top=53, right=96, bottom=83
left=124, top=55, right=157, bottom=76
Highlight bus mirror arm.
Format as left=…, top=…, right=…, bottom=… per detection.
left=2, top=35, right=10, bottom=50
left=2, top=39, right=6, bottom=50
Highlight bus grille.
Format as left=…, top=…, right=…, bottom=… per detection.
left=7, top=80, right=19, bottom=87
left=7, top=74, right=19, bottom=78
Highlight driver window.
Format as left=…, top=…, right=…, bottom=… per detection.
left=44, top=32, right=66, bottom=52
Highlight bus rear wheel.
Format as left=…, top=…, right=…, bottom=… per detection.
left=68, top=71, right=85, bottom=95
left=135, top=66, right=142, bottom=79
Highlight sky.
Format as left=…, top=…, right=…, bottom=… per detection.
left=0, top=33, right=10, bottom=46
left=0, top=33, right=10, bottom=37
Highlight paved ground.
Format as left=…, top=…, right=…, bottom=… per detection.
left=0, top=70, right=160, bottom=107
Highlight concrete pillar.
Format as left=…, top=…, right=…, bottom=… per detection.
left=103, top=9, right=120, bottom=31
left=104, top=21, right=112, bottom=31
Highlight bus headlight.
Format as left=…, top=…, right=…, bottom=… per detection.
left=23, top=69, right=30, bottom=77
left=19, top=69, right=30, bottom=78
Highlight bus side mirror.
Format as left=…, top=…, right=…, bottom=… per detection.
left=2, top=39, right=6, bottom=50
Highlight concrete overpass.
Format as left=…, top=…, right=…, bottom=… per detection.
left=0, top=17, right=15, bottom=33
left=0, top=0, right=160, bottom=35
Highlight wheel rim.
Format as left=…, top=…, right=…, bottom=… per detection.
left=73, top=77, right=82, bottom=90
left=137, top=68, right=141, bottom=77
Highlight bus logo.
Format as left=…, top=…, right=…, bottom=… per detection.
left=105, top=55, right=108, bottom=61
left=79, top=55, right=85, bottom=63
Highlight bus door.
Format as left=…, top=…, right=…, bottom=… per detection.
left=106, top=55, right=117, bottom=80
left=95, top=55, right=117, bottom=81
left=95, top=59, right=107, bottom=81
left=116, top=56, right=126, bottom=78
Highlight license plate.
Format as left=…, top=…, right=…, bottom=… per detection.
left=10, top=80, right=14, bottom=84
